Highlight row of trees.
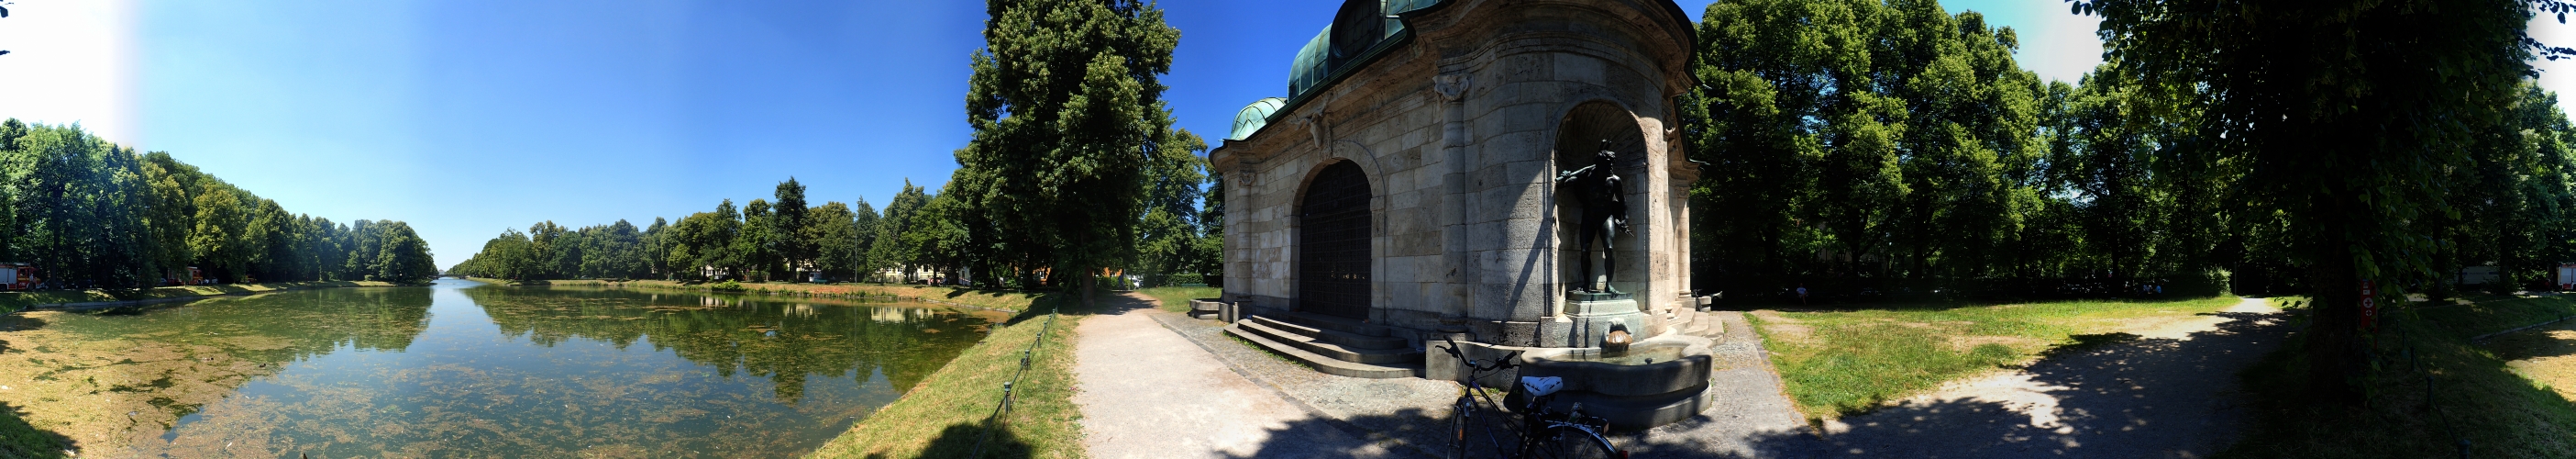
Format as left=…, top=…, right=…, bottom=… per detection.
left=450, top=169, right=1224, bottom=289
left=1684, top=0, right=2576, bottom=300
left=1685, top=0, right=2571, bottom=401
left=452, top=0, right=1227, bottom=296
left=451, top=178, right=876, bottom=282
left=0, top=119, right=439, bottom=287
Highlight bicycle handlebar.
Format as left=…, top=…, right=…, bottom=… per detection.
left=1439, top=336, right=1520, bottom=374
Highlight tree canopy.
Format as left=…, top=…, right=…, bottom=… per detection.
left=0, top=119, right=438, bottom=286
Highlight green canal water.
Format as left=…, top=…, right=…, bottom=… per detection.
left=0, top=278, right=997, bottom=457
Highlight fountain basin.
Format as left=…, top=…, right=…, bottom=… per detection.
left=1519, top=341, right=1711, bottom=397
left=1504, top=335, right=1718, bottom=430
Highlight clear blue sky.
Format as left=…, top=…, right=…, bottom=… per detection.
left=0, top=0, right=2339, bottom=270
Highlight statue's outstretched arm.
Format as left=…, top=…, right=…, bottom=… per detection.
left=1554, top=165, right=1594, bottom=184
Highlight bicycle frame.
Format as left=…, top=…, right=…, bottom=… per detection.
left=1438, top=336, right=1623, bottom=459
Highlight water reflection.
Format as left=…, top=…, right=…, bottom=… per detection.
left=460, top=285, right=990, bottom=403
left=0, top=279, right=996, bottom=457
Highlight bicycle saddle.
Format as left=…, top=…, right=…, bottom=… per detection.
left=1519, top=376, right=1564, bottom=397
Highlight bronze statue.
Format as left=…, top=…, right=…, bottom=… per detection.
left=1554, top=140, right=1630, bottom=294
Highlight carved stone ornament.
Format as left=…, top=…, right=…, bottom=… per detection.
left=1432, top=74, right=1471, bottom=103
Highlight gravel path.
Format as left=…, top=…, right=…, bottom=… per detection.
left=1071, top=293, right=1390, bottom=458
left=1665, top=297, right=2294, bottom=458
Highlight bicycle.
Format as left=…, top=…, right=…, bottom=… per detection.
left=1436, top=336, right=1624, bottom=459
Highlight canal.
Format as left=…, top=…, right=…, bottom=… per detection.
left=0, top=278, right=1001, bottom=457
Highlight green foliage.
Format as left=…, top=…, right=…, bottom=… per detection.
left=0, top=120, right=433, bottom=287
left=454, top=181, right=902, bottom=285
left=947, top=0, right=1194, bottom=294
left=868, top=181, right=930, bottom=281
left=2071, top=0, right=2550, bottom=401
left=708, top=279, right=746, bottom=292
left=1687, top=0, right=2047, bottom=290
left=1685, top=0, right=2576, bottom=314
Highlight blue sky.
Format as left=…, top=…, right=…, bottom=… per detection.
left=0, top=0, right=2562, bottom=269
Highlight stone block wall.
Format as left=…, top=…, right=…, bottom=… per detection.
left=1211, top=0, right=1698, bottom=347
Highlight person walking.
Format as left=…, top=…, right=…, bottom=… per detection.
left=1796, top=284, right=1809, bottom=306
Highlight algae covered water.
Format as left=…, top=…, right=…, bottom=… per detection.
left=0, top=278, right=998, bottom=457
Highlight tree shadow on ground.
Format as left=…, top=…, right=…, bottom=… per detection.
left=0, top=400, right=73, bottom=459
left=1750, top=295, right=2235, bottom=315
left=1622, top=308, right=2299, bottom=458
left=897, top=420, right=1031, bottom=459
left=1226, top=407, right=1453, bottom=458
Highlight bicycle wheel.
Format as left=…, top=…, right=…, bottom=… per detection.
left=1538, top=425, right=1619, bottom=459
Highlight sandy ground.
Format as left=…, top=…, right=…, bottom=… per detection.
left=1070, top=293, right=1388, bottom=458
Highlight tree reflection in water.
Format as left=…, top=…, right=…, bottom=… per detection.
left=462, top=286, right=990, bottom=403
left=0, top=282, right=997, bottom=458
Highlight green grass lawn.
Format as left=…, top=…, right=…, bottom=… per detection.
left=1135, top=285, right=1221, bottom=313
left=805, top=293, right=1091, bottom=459
left=1749, top=296, right=2245, bottom=419
left=2220, top=295, right=2576, bottom=458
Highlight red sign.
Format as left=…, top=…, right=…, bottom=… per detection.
left=2358, top=280, right=2378, bottom=332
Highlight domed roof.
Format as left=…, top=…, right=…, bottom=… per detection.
left=1287, top=0, right=1443, bottom=99
left=1231, top=97, right=1288, bottom=140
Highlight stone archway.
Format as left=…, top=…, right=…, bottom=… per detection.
left=1554, top=101, right=1649, bottom=297
left=1298, top=161, right=1373, bottom=320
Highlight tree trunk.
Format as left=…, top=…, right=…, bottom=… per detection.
left=1081, top=273, right=1097, bottom=308
left=2305, top=209, right=2365, bottom=406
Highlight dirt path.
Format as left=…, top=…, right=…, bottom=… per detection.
left=1069, top=292, right=1388, bottom=458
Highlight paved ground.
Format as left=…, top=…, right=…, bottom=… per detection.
left=1147, top=297, right=2294, bottom=458
left=1071, top=293, right=1391, bottom=458
left=1145, top=308, right=1468, bottom=458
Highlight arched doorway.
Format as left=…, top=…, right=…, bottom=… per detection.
left=1299, top=161, right=1373, bottom=320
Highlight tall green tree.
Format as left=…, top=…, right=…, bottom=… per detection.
left=2073, top=0, right=2546, bottom=402
left=952, top=0, right=1192, bottom=300
left=804, top=202, right=860, bottom=282
left=773, top=178, right=814, bottom=280
left=849, top=198, right=880, bottom=281
left=868, top=181, right=929, bottom=281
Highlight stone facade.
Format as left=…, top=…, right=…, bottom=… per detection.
left=1210, top=0, right=1698, bottom=348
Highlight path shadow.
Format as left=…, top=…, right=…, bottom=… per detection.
left=904, top=420, right=1031, bottom=459
left=1228, top=407, right=1451, bottom=458
left=0, top=400, right=74, bottom=458
left=2479, top=319, right=2576, bottom=361
left=1626, top=308, right=2299, bottom=458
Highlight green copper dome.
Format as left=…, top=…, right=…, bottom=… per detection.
left=1287, top=0, right=1443, bottom=99
left=1232, top=97, right=1288, bottom=140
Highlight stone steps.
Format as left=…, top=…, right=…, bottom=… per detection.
left=1224, top=322, right=1423, bottom=379
left=1245, top=315, right=1408, bottom=351
left=1236, top=318, right=1421, bottom=364
left=1256, top=310, right=1394, bottom=338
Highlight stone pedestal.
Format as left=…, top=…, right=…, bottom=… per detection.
left=1537, top=292, right=1649, bottom=348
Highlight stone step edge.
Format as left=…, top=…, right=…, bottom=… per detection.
left=1238, top=319, right=1425, bottom=364
left=1224, top=324, right=1422, bottom=379
left=1257, top=311, right=1391, bottom=337
left=1247, top=315, right=1409, bottom=351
